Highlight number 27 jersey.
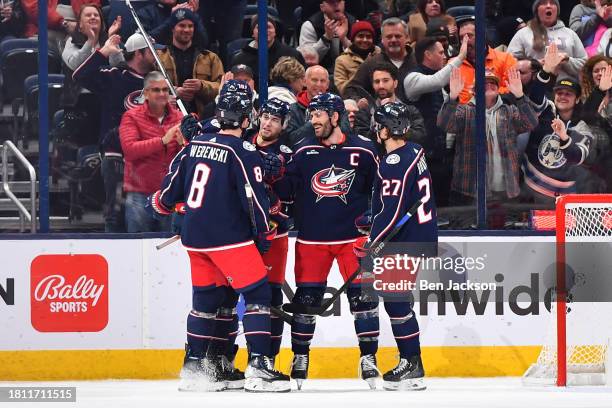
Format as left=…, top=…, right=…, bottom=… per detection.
left=370, top=142, right=438, bottom=256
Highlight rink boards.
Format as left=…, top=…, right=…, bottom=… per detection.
left=1, top=234, right=610, bottom=380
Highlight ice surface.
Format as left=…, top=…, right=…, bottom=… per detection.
left=3, top=378, right=612, bottom=408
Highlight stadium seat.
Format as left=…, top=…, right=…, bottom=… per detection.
left=0, top=39, right=62, bottom=105
left=446, top=6, right=475, bottom=19
left=22, top=74, right=65, bottom=142
left=226, top=38, right=250, bottom=59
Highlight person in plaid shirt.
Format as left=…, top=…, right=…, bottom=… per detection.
left=437, top=66, right=539, bottom=206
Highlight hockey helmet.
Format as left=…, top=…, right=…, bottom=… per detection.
left=374, top=102, right=411, bottom=137
left=215, top=93, right=253, bottom=127
left=220, top=79, right=253, bottom=100
left=259, top=97, right=290, bottom=122
left=307, top=93, right=346, bottom=118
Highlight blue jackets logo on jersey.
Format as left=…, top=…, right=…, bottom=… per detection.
left=311, top=165, right=356, bottom=204
left=538, top=133, right=567, bottom=169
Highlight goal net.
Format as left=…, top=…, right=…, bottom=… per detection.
left=523, top=194, right=612, bottom=386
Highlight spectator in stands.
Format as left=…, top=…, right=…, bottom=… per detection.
left=522, top=43, right=594, bottom=203
left=456, top=15, right=518, bottom=104
left=62, top=5, right=118, bottom=72
left=297, top=44, right=321, bottom=67
left=353, top=62, right=426, bottom=143
left=150, top=2, right=209, bottom=48
left=334, top=20, right=381, bottom=96
left=158, top=8, right=224, bottom=118
left=578, top=55, right=612, bottom=192
left=507, top=0, right=588, bottom=80
left=231, top=13, right=305, bottom=87
left=119, top=71, right=183, bottom=233
left=268, top=56, right=306, bottom=105
left=437, top=67, right=538, bottom=206
left=403, top=35, right=468, bottom=206
left=0, top=0, right=25, bottom=40
left=199, top=64, right=258, bottom=120
left=61, top=5, right=121, bottom=147
left=21, top=0, right=75, bottom=37
left=285, top=64, right=330, bottom=146
left=344, top=98, right=359, bottom=132
left=73, top=32, right=157, bottom=232
left=407, top=0, right=456, bottom=47
left=299, top=0, right=356, bottom=72
left=569, top=0, right=612, bottom=56
left=516, top=57, right=542, bottom=96
left=343, top=17, right=416, bottom=103
left=438, top=68, right=538, bottom=205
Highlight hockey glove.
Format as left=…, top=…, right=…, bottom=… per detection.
left=254, top=225, right=277, bottom=254
left=171, top=202, right=186, bottom=234
left=145, top=190, right=172, bottom=221
left=353, top=236, right=375, bottom=272
left=355, top=209, right=373, bottom=235
left=180, top=114, right=201, bottom=142
left=262, top=153, right=285, bottom=183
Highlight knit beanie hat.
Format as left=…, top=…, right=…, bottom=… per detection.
left=349, top=20, right=375, bottom=41
left=170, top=8, right=198, bottom=28
left=532, top=0, right=560, bottom=19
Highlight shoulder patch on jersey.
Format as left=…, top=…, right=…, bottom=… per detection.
left=357, top=134, right=371, bottom=142
left=243, top=141, right=256, bottom=151
left=306, top=149, right=319, bottom=155
left=280, top=145, right=293, bottom=154
left=413, top=148, right=419, bottom=154
left=386, top=154, right=401, bottom=165
left=209, top=137, right=217, bottom=143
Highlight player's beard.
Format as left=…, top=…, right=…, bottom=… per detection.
left=314, top=120, right=333, bottom=140
left=259, top=129, right=280, bottom=142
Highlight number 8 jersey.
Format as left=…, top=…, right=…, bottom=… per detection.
left=157, top=133, right=271, bottom=250
left=370, top=142, right=438, bottom=256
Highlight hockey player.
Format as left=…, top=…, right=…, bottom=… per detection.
left=251, top=98, right=294, bottom=362
left=272, top=93, right=380, bottom=389
left=353, top=101, right=438, bottom=391
left=148, top=92, right=290, bottom=393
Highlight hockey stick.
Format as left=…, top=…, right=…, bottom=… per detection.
left=282, top=198, right=424, bottom=316
left=125, top=0, right=188, bottom=116
left=155, top=234, right=180, bottom=250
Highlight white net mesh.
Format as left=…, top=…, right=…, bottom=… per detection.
left=524, top=197, right=612, bottom=386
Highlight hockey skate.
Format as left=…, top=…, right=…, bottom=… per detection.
left=290, top=353, right=309, bottom=390
left=358, top=354, right=380, bottom=390
left=382, top=355, right=426, bottom=391
left=178, top=346, right=226, bottom=392
left=244, top=355, right=291, bottom=392
left=219, top=354, right=245, bottom=390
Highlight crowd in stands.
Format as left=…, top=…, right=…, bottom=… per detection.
left=1, top=0, right=611, bottom=232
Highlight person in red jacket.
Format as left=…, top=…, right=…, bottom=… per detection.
left=119, top=71, right=184, bottom=232
left=21, top=0, right=73, bottom=37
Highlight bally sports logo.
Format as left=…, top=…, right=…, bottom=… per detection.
left=30, top=254, right=109, bottom=332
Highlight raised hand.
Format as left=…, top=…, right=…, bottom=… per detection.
left=449, top=68, right=464, bottom=101
left=599, top=64, right=612, bottom=92
left=335, top=15, right=349, bottom=41
left=543, top=42, right=564, bottom=74
left=100, top=34, right=122, bottom=57
left=551, top=117, right=568, bottom=141
left=458, top=34, right=468, bottom=59
left=506, top=66, right=524, bottom=98
left=323, top=16, right=336, bottom=40
left=108, top=16, right=122, bottom=37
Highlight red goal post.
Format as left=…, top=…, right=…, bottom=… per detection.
left=524, top=194, right=612, bottom=386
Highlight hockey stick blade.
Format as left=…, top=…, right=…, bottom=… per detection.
left=282, top=198, right=424, bottom=316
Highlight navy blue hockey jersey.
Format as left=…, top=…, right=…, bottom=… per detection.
left=370, top=142, right=438, bottom=256
left=275, top=133, right=379, bottom=243
left=251, top=134, right=294, bottom=237
left=158, top=133, right=270, bottom=250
